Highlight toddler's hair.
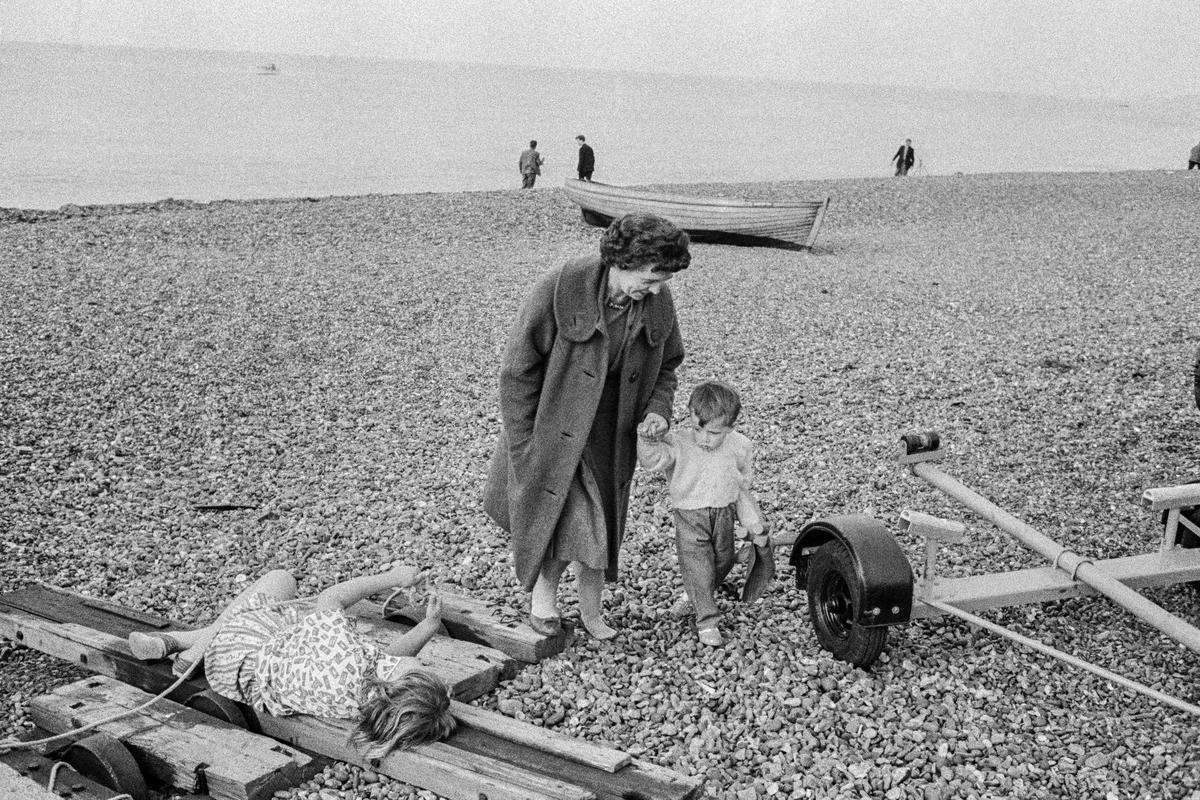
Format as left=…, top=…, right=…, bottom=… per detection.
left=352, top=669, right=456, bottom=757
left=688, top=381, right=741, bottom=427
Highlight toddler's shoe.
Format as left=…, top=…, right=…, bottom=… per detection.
left=697, top=625, right=723, bottom=647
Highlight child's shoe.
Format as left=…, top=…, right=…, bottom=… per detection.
left=697, top=625, right=723, bottom=647
left=669, top=595, right=693, bottom=618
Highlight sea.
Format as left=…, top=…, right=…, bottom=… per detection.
left=2, top=41, right=1197, bottom=210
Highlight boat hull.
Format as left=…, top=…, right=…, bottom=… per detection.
left=563, top=179, right=829, bottom=250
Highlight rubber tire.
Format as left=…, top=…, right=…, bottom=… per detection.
left=185, top=688, right=251, bottom=729
left=806, top=541, right=888, bottom=668
left=1175, top=504, right=1200, bottom=593
left=63, top=732, right=148, bottom=800
left=1194, top=345, right=1200, bottom=410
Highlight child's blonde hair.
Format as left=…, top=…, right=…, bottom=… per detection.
left=352, top=669, right=456, bottom=759
left=688, top=380, right=741, bottom=427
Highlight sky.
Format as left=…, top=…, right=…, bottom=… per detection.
left=4, top=0, right=1198, bottom=100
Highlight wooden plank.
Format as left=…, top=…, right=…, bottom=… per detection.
left=378, top=589, right=569, bottom=663
left=0, top=586, right=516, bottom=702
left=912, top=548, right=1200, bottom=619
left=251, top=713, right=595, bottom=800
left=1144, top=484, right=1200, bottom=511
left=0, top=584, right=173, bottom=637
left=449, top=700, right=630, bottom=773
left=1, top=589, right=705, bottom=800
left=0, top=752, right=120, bottom=800
left=0, top=606, right=209, bottom=698
left=451, top=726, right=704, bottom=800
left=30, top=677, right=312, bottom=800
left=341, top=600, right=517, bottom=700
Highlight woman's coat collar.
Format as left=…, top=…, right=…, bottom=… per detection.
left=554, top=255, right=674, bottom=346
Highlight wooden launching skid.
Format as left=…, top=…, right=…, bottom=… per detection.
left=0, top=584, right=704, bottom=800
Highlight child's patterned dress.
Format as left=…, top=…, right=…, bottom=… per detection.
left=205, top=592, right=412, bottom=718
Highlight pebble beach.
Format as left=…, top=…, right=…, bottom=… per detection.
left=2, top=170, right=1200, bottom=799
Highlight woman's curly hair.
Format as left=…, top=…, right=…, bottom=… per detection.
left=600, top=213, right=691, bottom=274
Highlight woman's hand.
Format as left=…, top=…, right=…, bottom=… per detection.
left=638, top=413, right=668, bottom=440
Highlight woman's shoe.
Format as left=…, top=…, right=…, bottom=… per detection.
left=127, top=631, right=182, bottom=661
left=528, top=614, right=562, bottom=636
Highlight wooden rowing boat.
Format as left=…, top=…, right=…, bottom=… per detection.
left=563, top=179, right=830, bottom=250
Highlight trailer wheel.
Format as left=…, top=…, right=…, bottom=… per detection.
left=63, top=732, right=148, bottom=800
left=1177, top=506, right=1200, bottom=593
left=807, top=541, right=888, bottom=668
left=1194, top=345, right=1200, bottom=410
left=186, top=688, right=251, bottom=729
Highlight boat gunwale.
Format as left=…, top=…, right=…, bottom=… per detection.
left=563, top=179, right=824, bottom=211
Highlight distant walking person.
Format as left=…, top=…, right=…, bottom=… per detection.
left=892, top=138, right=915, bottom=176
left=1189, top=140, right=1200, bottom=170
left=519, top=140, right=544, bottom=189
left=576, top=135, right=595, bottom=181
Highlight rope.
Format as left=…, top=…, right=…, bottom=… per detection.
left=922, top=598, right=1200, bottom=717
left=0, top=654, right=202, bottom=754
left=48, top=761, right=133, bottom=799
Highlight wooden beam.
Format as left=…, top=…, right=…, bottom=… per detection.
left=378, top=590, right=569, bottom=663
left=912, top=548, right=1200, bottom=619
left=0, top=585, right=514, bottom=703
left=344, top=600, right=517, bottom=698
left=249, top=712, right=595, bottom=800
left=451, top=726, right=704, bottom=800
left=30, top=677, right=313, bottom=800
left=0, top=588, right=705, bottom=800
left=449, top=700, right=630, bottom=773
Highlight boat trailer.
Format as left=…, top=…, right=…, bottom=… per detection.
left=788, top=431, right=1200, bottom=714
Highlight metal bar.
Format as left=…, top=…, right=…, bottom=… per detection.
left=910, top=548, right=1200, bottom=619
left=1162, top=508, right=1180, bottom=553
left=922, top=598, right=1200, bottom=718
left=912, top=461, right=1200, bottom=655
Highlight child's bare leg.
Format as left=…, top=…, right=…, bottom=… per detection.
left=174, top=570, right=297, bottom=665
left=128, top=570, right=297, bottom=663
left=576, top=564, right=616, bottom=640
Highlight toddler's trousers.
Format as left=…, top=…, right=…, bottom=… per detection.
left=672, top=504, right=736, bottom=629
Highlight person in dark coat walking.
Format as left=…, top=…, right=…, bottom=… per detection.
left=892, top=138, right=915, bottom=176
left=576, top=135, right=595, bottom=180
left=483, top=214, right=690, bottom=640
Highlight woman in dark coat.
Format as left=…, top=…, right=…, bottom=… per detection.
left=483, top=214, right=689, bottom=640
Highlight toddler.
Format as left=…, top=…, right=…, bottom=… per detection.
left=637, top=380, right=766, bottom=646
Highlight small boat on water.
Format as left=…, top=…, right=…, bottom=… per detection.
left=563, top=179, right=830, bottom=250
left=258, top=62, right=279, bottom=75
